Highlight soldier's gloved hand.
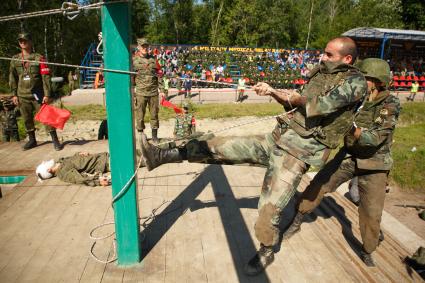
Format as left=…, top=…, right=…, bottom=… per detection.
left=42, top=96, right=52, bottom=104
left=12, top=96, right=19, bottom=106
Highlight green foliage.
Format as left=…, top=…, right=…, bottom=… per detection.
left=391, top=123, right=425, bottom=191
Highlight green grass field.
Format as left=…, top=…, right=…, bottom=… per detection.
left=19, top=101, right=425, bottom=191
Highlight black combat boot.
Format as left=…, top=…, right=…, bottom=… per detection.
left=151, top=128, right=159, bottom=144
left=50, top=130, right=63, bottom=151
left=360, top=250, right=375, bottom=267
left=244, top=244, right=274, bottom=276
left=140, top=133, right=183, bottom=171
left=23, top=131, right=37, bottom=150
left=282, top=212, right=304, bottom=240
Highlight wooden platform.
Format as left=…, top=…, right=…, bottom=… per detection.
left=0, top=141, right=423, bottom=282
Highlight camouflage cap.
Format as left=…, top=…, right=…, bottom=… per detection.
left=357, top=58, right=390, bottom=86
left=137, top=38, right=149, bottom=46
left=17, top=32, right=32, bottom=41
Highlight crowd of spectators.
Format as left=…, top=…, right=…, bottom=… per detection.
left=148, top=46, right=321, bottom=89
left=142, top=45, right=425, bottom=91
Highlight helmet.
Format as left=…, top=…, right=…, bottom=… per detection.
left=137, top=38, right=149, bottom=46
left=17, top=32, right=32, bottom=41
left=357, top=58, right=390, bottom=86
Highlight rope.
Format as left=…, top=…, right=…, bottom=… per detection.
left=0, top=56, right=259, bottom=89
left=0, top=56, right=138, bottom=75
left=0, top=1, right=128, bottom=22
left=155, top=107, right=297, bottom=147
left=89, top=196, right=183, bottom=264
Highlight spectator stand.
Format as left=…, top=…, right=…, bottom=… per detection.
left=343, top=27, right=425, bottom=94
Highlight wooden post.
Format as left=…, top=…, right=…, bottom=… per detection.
left=101, top=2, right=141, bottom=265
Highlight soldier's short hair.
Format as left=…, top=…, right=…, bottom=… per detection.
left=330, top=36, right=358, bottom=62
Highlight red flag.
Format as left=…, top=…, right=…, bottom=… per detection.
left=160, top=96, right=183, bottom=114
left=35, top=104, right=71, bottom=130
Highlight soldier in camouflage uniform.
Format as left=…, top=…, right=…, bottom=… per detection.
left=140, top=37, right=367, bottom=275
left=283, top=58, right=400, bottom=267
left=36, top=151, right=145, bottom=186
left=9, top=32, right=63, bottom=151
left=174, top=102, right=195, bottom=139
left=0, top=98, right=19, bottom=142
left=133, top=38, right=163, bottom=144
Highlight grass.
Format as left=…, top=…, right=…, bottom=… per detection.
left=15, top=101, right=425, bottom=191
left=66, top=102, right=284, bottom=121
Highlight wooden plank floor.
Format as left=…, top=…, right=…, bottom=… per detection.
left=0, top=141, right=423, bottom=282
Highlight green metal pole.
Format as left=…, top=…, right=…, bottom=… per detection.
left=101, top=2, right=141, bottom=265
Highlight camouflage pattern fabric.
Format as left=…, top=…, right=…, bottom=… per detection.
left=345, top=91, right=400, bottom=170
left=282, top=62, right=367, bottom=163
left=133, top=54, right=161, bottom=97
left=174, top=113, right=194, bottom=139
left=296, top=91, right=400, bottom=254
left=134, top=95, right=159, bottom=131
left=297, top=149, right=388, bottom=253
left=9, top=52, right=53, bottom=133
left=56, top=152, right=110, bottom=186
left=9, top=52, right=51, bottom=99
left=0, top=109, right=19, bottom=142
left=183, top=133, right=308, bottom=246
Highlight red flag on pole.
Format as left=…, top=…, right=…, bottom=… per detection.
left=160, top=96, right=183, bottom=114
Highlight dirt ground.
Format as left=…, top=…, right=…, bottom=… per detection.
left=30, top=116, right=425, bottom=240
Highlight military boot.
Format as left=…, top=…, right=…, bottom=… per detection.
left=23, top=131, right=37, bottom=150
left=140, top=133, right=182, bottom=171
left=282, top=212, right=304, bottom=240
left=360, top=250, right=375, bottom=267
left=50, top=130, right=63, bottom=151
left=244, top=244, right=274, bottom=276
left=152, top=128, right=159, bottom=144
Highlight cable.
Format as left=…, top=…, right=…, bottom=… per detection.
left=89, top=196, right=184, bottom=264
left=0, top=1, right=128, bottom=22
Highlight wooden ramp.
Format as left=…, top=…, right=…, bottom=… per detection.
left=0, top=141, right=423, bottom=282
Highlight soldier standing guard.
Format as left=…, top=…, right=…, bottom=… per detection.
left=9, top=32, right=63, bottom=151
left=133, top=38, right=163, bottom=144
left=173, top=102, right=195, bottom=139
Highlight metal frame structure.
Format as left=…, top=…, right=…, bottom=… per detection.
left=343, top=27, right=425, bottom=59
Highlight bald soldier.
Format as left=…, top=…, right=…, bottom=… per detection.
left=140, top=37, right=367, bottom=275
left=282, top=58, right=400, bottom=267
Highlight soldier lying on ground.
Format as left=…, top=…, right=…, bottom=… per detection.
left=282, top=58, right=400, bottom=267
left=36, top=151, right=146, bottom=187
left=140, top=37, right=367, bottom=276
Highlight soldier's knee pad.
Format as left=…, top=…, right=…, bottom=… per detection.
left=255, top=203, right=280, bottom=246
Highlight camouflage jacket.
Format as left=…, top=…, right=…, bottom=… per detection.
left=276, top=63, right=367, bottom=167
left=174, top=113, right=195, bottom=138
left=9, top=52, right=51, bottom=99
left=345, top=91, right=400, bottom=170
left=133, top=54, right=162, bottom=96
left=0, top=109, right=18, bottom=131
left=56, top=152, right=110, bottom=186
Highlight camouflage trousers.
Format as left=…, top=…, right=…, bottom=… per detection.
left=298, top=149, right=388, bottom=253
left=18, top=96, right=53, bottom=133
left=185, top=133, right=309, bottom=246
left=134, top=95, right=159, bottom=131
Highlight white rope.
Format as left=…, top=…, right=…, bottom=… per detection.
left=89, top=196, right=183, bottom=264
left=0, top=1, right=128, bottom=22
